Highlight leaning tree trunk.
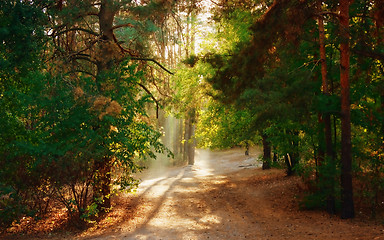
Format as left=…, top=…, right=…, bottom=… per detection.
left=339, top=0, right=355, bottom=219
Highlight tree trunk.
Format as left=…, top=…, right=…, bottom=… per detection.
left=183, top=117, right=195, bottom=165
left=285, top=154, right=294, bottom=176
left=93, top=157, right=112, bottom=210
left=339, top=0, right=354, bottom=219
left=178, top=118, right=184, bottom=160
left=273, top=152, right=278, bottom=163
left=285, top=131, right=299, bottom=176
left=262, top=134, right=271, bottom=170
left=187, top=121, right=195, bottom=165
left=317, top=2, right=336, bottom=214
left=183, top=118, right=189, bottom=163
left=92, top=0, right=119, bottom=211
left=172, top=117, right=180, bottom=157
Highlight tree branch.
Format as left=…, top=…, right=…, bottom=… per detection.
left=85, top=12, right=99, bottom=17
left=70, top=69, right=97, bottom=78
left=111, top=32, right=173, bottom=75
left=352, top=48, right=384, bottom=61
left=131, top=57, right=174, bottom=75
left=171, top=11, right=186, bottom=45
left=315, top=11, right=341, bottom=19
left=111, top=30, right=174, bottom=75
left=137, top=83, right=160, bottom=119
left=67, top=38, right=99, bottom=59
left=112, top=23, right=134, bottom=30
left=52, top=27, right=99, bottom=37
left=112, top=32, right=131, bottom=55
left=148, top=65, right=173, bottom=98
left=73, top=55, right=98, bottom=66
left=209, top=0, right=220, bottom=6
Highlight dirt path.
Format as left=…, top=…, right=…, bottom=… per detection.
left=73, top=148, right=384, bottom=240
left=4, top=148, right=384, bottom=239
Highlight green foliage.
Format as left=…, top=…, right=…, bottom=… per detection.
left=297, top=155, right=341, bottom=210
left=0, top=1, right=46, bottom=81
left=174, top=4, right=259, bottom=150
left=0, top=58, right=168, bottom=227
left=1, top=0, right=384, bottom=228
left=197, top=100, right=258, bottom=149
left=195, top=0, right=384, bottom=216
left=171, top=59, right=214, bottom=118
left=81, top=202, right=99, bottom=223
left=0, top=0, right=179, bottom=228
left=200, top=9, right=253, bottom=55
left=0, top=1, right=48, bottom=226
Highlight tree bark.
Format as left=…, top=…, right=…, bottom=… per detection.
left=317, top=1, right=336, bottom=214
left=183, top=118, right=195, bottom=165
left=285, top=154, right=294, bottom=176
left=183, top=118, right=189, bottom=163
left=285, top=131, right=299, bottom=176
left=92, top=0, right=119, bottom=211
left=93, top=157, right=112, bottom=210
left=262, top=134, right=271, bottom=170
left=339, top=0, right=354, bottom=219
left=188, top=122, right=195, bottom=165
left=178, top=118, right=184, bottom=160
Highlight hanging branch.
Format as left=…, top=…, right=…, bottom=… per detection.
left=171, top=11, right=186, bottom=46
left=148, top=65, right=173, bottom=98
left=110, top=30, right=174, bottom=75
left=108, top=26, right=173, bottom=118
left=112, top=32, right=136, bottom=56
left=130, top=57, right=174, bottom=75
left=138, top=83, right=160, bottom=118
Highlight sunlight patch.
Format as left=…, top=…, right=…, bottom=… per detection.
left=199, top=214, right=222, bottom=224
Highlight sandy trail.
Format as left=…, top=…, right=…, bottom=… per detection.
left=78, top=148, right=384, bottom=240
left=80, top=148, right=260, bottom=239
left=4, top=148, right=384, bottom=240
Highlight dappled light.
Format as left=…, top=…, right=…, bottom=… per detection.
left=1, top=0, right=384, bottom=239
left=74, top=148, right=382, bottom=240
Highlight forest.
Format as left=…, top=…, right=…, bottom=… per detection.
left=1, top=0, right=384, bottom=238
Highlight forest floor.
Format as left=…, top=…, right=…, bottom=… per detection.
left=3, top=148, right=384, bottom=240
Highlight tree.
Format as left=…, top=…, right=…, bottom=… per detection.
left=46, top=0, right=177, bottom=212
left=196, top=100, right=258, bottom=150
left=0, top=0, right=48, bottom=226
left=190, top=0, right=384, bottom=220
left=0, top=0, right=174, bottom=226
left=339, top=0, right=354, bottom=219
left=198, top=0, right=383, bottom=219
left=316, top=0, right=336, bottom=215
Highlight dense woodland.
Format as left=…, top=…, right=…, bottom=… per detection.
left=0, top=0, right=384, bottom=231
